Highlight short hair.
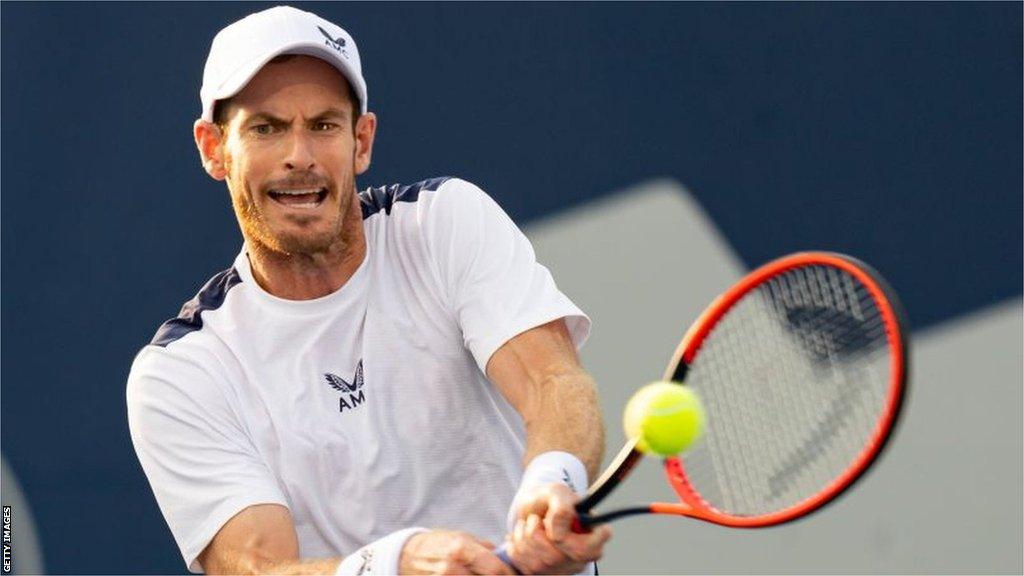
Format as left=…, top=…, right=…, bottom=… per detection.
left=212, top=54, right=361, bottom=129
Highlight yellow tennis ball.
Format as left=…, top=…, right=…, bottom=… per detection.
left=623, top=381, right=705, bottom=456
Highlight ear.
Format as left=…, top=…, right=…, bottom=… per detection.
left=193, top=119, right=228, bottom=181
left=353, top=112, right=377, bottom=176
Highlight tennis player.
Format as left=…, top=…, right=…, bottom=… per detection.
left=126, top=6, right=610, bottom=575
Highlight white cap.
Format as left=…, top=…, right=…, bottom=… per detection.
left=199, top=5, right=367, bottom=122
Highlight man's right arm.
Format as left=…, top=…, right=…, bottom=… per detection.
left=198, top=504, right=513, bottom=575
left=195, top=504, right=328, bottom=575
left=129, top=349, right=513, bottom=575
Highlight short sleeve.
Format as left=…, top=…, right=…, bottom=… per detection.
left=126, top=346, right=287, bottom=573
left=418, top=178, right=591, bottom=373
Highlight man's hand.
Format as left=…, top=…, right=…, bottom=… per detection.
left=400, top=530, right=516, bottom=575
left=505, top=484, right=612, bottom=574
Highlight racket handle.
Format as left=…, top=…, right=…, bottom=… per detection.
left=571, top=513, right=595, bottom=533
left=495, top=513, right=593, bottom=574
left=494, top=546, right=522, bottom=575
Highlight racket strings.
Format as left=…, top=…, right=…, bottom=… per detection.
left=680, top=264, right=894, bottom=517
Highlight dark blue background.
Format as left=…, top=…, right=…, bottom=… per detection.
left=2, top=2, right=1020, bottom=573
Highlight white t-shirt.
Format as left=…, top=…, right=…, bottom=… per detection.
left=126, top=177, right=590, bottom=572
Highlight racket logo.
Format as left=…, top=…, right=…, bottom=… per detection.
left=325, top=360, right=365, bottom=412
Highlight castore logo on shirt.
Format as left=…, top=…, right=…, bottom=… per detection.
left=325, top=359, right=365, bottom=412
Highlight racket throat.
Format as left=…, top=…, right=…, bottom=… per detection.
left=578, top=438, right=643, bottom=512
left=582, top=506, right=657, bottom=525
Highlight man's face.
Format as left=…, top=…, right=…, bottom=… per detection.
left=212, top=56, right=371, bottom=255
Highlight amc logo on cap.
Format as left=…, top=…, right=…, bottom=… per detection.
left=317, top=26, right=347, bottom=54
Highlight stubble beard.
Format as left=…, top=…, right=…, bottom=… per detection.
left=232, top=173, right=356, bottom=257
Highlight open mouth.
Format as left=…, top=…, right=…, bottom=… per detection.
left=268, top=187, right=328, bottom=209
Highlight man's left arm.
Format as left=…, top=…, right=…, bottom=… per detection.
left=415, top=178, right=610, bottom=572
left=487, top=318, right=611, bottom=574
left=488, top=318, right=604, bottom=479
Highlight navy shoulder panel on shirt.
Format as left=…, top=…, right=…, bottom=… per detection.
left=359, top=176, right=452, bottom=219
left=150, top=267, right=242, bottom=347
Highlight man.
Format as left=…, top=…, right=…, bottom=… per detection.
left=127, top=6, right=610, bottom=575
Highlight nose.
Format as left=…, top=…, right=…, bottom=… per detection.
left=283, top=131, right=316, bottom=171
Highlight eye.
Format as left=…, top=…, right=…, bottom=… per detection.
left=250, top=124, right=275, bottom=135
left=314, top=121, right=339, bottom=132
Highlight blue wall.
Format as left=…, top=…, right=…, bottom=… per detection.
left=2, top=3, right=1020, bottom=573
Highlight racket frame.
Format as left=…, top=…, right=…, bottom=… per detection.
left=579, top=251, right=910, bottom=528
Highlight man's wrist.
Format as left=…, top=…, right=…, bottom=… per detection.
left=521, top=451, right=588, bottom=496
left=507, top=451, right=589, bottom=530
left=335, top=527, right=427, bottom=575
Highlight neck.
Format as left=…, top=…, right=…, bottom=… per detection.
left=246, top=196, right=367, bottom=300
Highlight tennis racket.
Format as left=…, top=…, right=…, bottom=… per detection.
left=497, top=251, right=908, bottom=568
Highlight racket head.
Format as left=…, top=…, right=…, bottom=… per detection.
left=658, top=252, right=909, bottom=527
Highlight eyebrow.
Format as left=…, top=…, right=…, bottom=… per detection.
left=243, top=108, right=350, bottom=125
left=311, top=107, right=350, bottom=121
left=241, top=112, right=288, bottom=127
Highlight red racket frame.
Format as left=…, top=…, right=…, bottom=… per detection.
left=647, top=251, right=909, bottom=527
left=498, top=252, right=909, bottom=573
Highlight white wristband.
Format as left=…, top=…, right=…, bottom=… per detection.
left=335, top=527, right=427, bottom=576
left=507, top=451, right=588, bottom=531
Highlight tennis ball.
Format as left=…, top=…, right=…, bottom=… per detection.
left=623, top=381, right=705, bottom=456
